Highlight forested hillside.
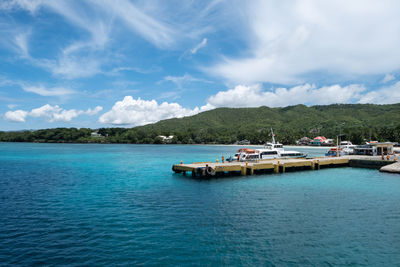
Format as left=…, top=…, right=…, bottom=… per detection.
left=1, top=104, right=400, bottom=144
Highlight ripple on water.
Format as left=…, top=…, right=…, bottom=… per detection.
left=1, top=143, right=400, bottom=266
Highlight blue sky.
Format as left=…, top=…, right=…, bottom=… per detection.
left=1, top=0, right=400, bottom=130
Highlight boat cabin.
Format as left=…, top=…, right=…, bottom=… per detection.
left=264, top=142, right=283, bottom=150
left=340, top=141, right=353, bottom=146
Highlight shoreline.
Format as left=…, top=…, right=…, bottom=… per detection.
left=0, top=141, right=334, bottom=149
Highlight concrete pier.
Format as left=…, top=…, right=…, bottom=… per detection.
left=172, top=155, right=397, bottom=178
left=380, top=161, right=400, bottom=174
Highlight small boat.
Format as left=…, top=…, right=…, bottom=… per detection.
left=325, top=147, right=344, bottom=157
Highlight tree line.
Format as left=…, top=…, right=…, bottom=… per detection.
left=1, top=125, right=399, bottom=145
left=1, top=104, right=400, bottom=145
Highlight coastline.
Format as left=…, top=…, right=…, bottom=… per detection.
left=0, top=141, right=334, bottom=149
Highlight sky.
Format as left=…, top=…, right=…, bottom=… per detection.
left=1, top=0, right=400, bottom=130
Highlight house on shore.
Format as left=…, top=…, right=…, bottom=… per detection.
left=158, top=135, right=174, bottom=143
left=91, top=131, right=104, bottom=138
left=235, top=139, right=251, bottom=145
left=296, top=137, right=312, bottom=145
left=310, top=136, right=326, bottom=146
left=310, top=136, right=334, bottom=146
left=354, top=142, right=394, bottom=156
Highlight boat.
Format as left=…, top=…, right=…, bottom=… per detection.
left=234, top=129, right=307, bottom=161
left=325, top=147, right=345, bottom=157
left=325, top=141, right=356, bottom=157
left=339, top=141, right=356, bottom=154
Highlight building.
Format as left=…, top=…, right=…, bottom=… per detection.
left=235, top=139, right=251, bottom=145
left=354, top=142, right=394, bottom=156
left=296, top=137, right=312, bottom=145
left=91, top=131, right=104, bottom=138
left=158, top=135, right=174, bottom=143
left=310, top=136, right=327, bottom=146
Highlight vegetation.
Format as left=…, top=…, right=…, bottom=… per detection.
left=1, top=103, right=400, bottom=145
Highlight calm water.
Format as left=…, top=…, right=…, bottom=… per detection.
left=1, top=143, right=400, bottom=266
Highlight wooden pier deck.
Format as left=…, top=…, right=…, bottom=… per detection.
left=172, top=156, right=398, bottom=178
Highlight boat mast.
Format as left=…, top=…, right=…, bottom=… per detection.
left=271, top=128, right=276, bottom=144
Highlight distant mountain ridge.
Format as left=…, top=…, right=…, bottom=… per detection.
left=1, top=103, right=400, bottom=144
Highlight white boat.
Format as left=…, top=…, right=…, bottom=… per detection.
left=234, top=129, right=307, bottom=161
left=339, top=141, right=356, bottom=155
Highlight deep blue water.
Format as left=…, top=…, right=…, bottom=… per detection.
left=1, top=143, right=400, bottom=266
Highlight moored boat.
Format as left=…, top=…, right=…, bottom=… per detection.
left=234, top=129, right=307, bottom=161
left=339, top=141, right=356, bottom=154
left=325, top=147, right=344, bottom=157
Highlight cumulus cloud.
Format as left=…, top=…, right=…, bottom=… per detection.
left=205, top=84, right=365, bottom=108
left=3, top=104, right=103, bottom=123
left=85, top=106, right=103, bottom=115
left=4, top=109, right=28, bottom=122
left=99, top=96, right=208, bottom=126
left=98, top=80, right=400, bottom=126
left=208, top=0, right=400, bottom=84
left=359, top=81, right=400, bottom=104
left=30, top=104, right=81, bottom=122
left=191, top=38, right=207, bottom=54
left=99, top=83, right=370, bottom=126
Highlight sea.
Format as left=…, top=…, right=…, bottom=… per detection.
left=1, top=142, right=400, bottom=266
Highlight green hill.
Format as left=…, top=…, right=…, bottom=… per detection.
left=1, top=103, right=400, bottom=144
left=134, top=103, right=400, bottom=144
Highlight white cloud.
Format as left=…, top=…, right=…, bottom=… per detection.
left=99, top=96, right=204, bottom=126
left=359, top=81, right=400, bottom=104
left=30, top=104, right=82, bottom=122
left=22, top=85, right=76, bottom=96
left=1, top=0, right=225, bottom=79
left=3, top=0, right=110, bottom=79
left=4, top=109, right=28, bottom=122
left=163, top=73, right=211, bottom=88
left=89, top=0, right=176, bottom=48
left=85, top=106, right=103, bottom=115
left=382, top=74, right=395, bottom=83
left=14, top=32, right=29, bottom=58
left=0, top=0, right=43, bottom=13
left=4, top=0, right=179, bottom=79
left=40, top=54, right=103, bottom=79
left=7, top=104, right=17, bottom=109
left=208, top=0, right=400, bottom=84
left=191, top=38, right=207, bottom=54
left=205, top=84, right=366, bottom=108
left=3, top=104, right=103, bottom=123
left=99, top=83, right=370, bottom=126
left=0, top=77, right=78, bottom=97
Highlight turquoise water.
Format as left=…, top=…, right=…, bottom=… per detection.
left=1, top=143, right=400, bottom=266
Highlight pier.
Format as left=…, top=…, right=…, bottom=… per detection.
left=172, top=156, right=398, bottom=178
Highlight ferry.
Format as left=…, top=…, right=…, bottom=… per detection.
left=234, top=129, right=307, bottom=161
